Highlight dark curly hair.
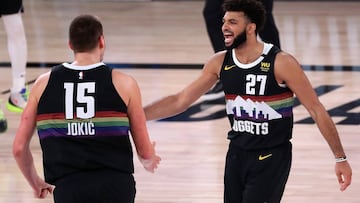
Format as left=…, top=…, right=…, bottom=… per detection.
left=223, top=0, right=266, bottom=34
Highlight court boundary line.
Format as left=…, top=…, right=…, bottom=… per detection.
left=0, top=62, right=359, bottom=71
left=1, top=62, right=359, bottom=94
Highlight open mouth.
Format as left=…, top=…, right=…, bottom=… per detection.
left=223, top=31, right=233, bottom=45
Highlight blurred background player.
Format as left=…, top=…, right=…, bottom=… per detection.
left=0, top=104, right=6, bottom=133
left=0, top=0, right=28, bottom=132
left=202, top=0, right=280, bottom=100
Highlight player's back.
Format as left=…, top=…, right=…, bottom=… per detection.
left=36, top=62, right=134, bottom=184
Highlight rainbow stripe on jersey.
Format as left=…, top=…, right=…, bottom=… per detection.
left=37, top=111, right=130, bottom=139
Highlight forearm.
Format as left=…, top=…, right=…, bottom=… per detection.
left=144, top=94, right=188, bottom=121
left=318, top=118, right=345, bottom=158
left=131, top=125, right=159, bottom=173
left=14, top=150, right=41, bottom=190
left=134, top=136, right=155, bottom=160
left=310, top=105, right=346, bottom=158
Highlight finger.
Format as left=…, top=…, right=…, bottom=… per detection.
left=39, top=188, right=48, bottom=199
left=47, top=186, right=53, bottom=194
left=337, top=174, right=343, bottom=184
left=146, top=166, right=154, bottom=173
left=34, top=190, right=41, bottom=198
left=337, top=176, right=346, bottom=191
left=340, top=175, right=351, bottom=191
left=340, top=182, right=349, bottom=191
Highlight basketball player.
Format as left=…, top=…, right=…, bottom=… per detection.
left=13, top=14, right=160, bottom=203
left=1, top=0, right=28, bottom=114
left=145, top=0, right=352, bottom=202
left=203, top=0, right=281, bottom=100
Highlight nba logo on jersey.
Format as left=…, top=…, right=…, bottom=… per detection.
left=79, top=71, right=83, bottom=79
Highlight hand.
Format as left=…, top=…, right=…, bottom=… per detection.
left=33, top=177, right=53, bottom=199
left=138, top=142, right=161, bottom=173
left=139, top=155, right=161, bottom=173
left=335, top=161, right=352, bottom=191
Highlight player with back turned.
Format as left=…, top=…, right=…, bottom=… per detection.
left=13, top=14, right=160, bottom=203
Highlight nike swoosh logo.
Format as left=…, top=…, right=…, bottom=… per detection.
left=258, top=153, right=272, bottom=161
left=224, top=65, right=236, bottom=71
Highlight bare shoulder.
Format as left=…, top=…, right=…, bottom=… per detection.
left=111, top=69, right=137, bottom=87
left=24, top=71, right=51, bottom=103
left=111, top=69, right=140, bottom=105
left=205, top=50, right=227, bottom=65
left=35, top=71, right=51, bottom=84
left=275, top=51, right=301, bottom=67
left=32, top=71, right=51, bottom=93
left=111, top=69, right=139, bottom=91
left=203, top=50, right=227, bottom=75
left=274, top=51, right=304, bottom=82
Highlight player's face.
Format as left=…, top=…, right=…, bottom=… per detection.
left=222, top=11, right=249, bottom=49
left=225, top=28, right=246, bottom=50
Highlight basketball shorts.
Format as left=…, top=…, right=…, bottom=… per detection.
left=53, top=169, right=136, bottom=203
left=224, top=141, right=292, bottom=203
left=0, top=0, right=23, bottom=16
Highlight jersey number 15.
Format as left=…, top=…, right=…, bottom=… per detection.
left=64, top=82, right=95, bottom=119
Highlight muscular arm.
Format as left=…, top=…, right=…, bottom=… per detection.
left=112, top=70, right=160, bottom=172
left=144, top=52, right=224, bottom=120
left=275, top=52, right=352, bottom=191
left=13, top=72, right=53, bottom=198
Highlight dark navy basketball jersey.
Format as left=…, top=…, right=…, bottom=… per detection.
left=220, top=43, right=294, bottom=150
left=37, top=62, right=134, bottom=184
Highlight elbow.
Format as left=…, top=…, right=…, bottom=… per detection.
left=174, top=93, right=193, bottom=114
left=173, top=101, right=188, bottom=115
left=13, top=146, right=22, bottom=160
left=13, top=142, right=26, bottom=160
left=306, top=102, right=327, bottom=122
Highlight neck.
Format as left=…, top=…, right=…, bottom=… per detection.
left=234, top=41, right=264, bottom=64
left=72, top=51, right=102, bottom=66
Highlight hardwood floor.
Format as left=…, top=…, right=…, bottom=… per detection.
left=0, top=0, right=359, bottom=202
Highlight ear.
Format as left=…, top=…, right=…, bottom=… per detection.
left=68, top=41, right=74, bottom=50
left=247, top=23, right=256, bottom=34
left=99, top=35, right=105, bottom=48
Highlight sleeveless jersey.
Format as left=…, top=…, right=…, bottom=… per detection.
left=37, top=62, right=133, bottom=184
left=220, top=43, right=294, bottom=150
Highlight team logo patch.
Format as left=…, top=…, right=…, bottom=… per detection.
left=260, top=62, right=270, bottom=72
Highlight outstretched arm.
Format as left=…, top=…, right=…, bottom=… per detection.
left=275, top=52, right=352, bottom=191
left=144, top=53, right=223, bottom=121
